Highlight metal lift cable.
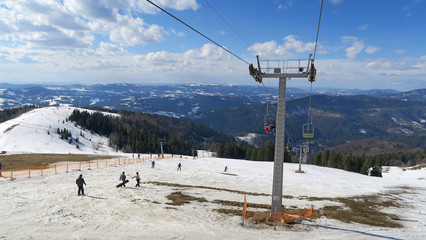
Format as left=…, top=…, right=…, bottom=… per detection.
left=313, top=0, right=324, bottom=60
left=203, top=0, right=251, bottom=48
left=307, top=0, right=324, bottom=124
left=146, top=0, right=250, bottom=65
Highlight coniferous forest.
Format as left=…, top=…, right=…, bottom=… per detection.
left=68, top=109, right=235, bottom=155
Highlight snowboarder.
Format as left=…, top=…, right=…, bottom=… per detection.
left=151, top=160, right=155, bottom=168
left=76, top=174, right=86, bottom=196
left=132, top=172, right=141, bottom=187
left=224, top=166, right=228, bottom=172
left=177, top=162, right=182, bottom=171
left=119, top=171, right=126, bottom=187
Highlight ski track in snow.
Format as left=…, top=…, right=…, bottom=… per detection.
left=0, top=157, right=425, bottom=239
left=0, top=106, right=425, bottom=239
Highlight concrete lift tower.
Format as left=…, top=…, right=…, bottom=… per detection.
left=249, top=55, right=316, bottom=213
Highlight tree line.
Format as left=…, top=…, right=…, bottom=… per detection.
left=216, top=141, right=291, bottom=162
left=215, top=141, right=426, bottom=176
left=310, top=149, right=426, bottom=175
left=68, top=109, right=233, bottom=155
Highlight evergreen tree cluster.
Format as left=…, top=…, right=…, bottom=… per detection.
left=68, top=109, right=233, bottom=155
left=310, top=149, right=426, bottom=175
left=68, top=110, right=113, bottom=136
left=216, top=141, right=291, bottom=162
left=0, top=105, right=37, bottom=124
left=57, top=128, right=72, bottom=141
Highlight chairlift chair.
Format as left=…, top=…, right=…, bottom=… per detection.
left=264, top=101, right=276, bottom=134
left=302, top=123, right=314, bottom=138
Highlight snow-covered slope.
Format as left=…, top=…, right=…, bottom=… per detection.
left=0, top=106, right=120, bottom=155
left=0, top=157, right=425, bottom=239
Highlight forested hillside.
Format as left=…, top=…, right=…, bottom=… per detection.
left=0, top=105, right=37, bottom=123
left=190, top=94, right=426, bottom=147
left=68, top=109, right=235, bottom=155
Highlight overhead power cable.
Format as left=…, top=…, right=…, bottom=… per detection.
left=146, top=0, right=250, bottom=65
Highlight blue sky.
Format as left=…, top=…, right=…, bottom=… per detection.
left=0, top=0, right=425, bottom=91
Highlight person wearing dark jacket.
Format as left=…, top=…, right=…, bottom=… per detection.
left=76, top=174, right=86, bottom=196
left=119, top=171, right=126, bottom=187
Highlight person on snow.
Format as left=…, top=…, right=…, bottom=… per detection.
left=119, top=171, right=126, bottom=187
left=177, top=162, right=182, bottom=171
left=0, top=160, right=3, bottom=177
left=132, top=172, right=141, bottom=187
left=76, top=174, right=86, bottom=196
left=224, top=166, right=228, bottom=172
left=151, top=160, right=155, bottom=168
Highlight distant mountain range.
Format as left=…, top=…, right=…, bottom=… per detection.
left=0, top=83, right=425, bottom=150
left=0, top=83, right=415, bottom=116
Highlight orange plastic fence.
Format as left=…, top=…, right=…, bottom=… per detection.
left=0, top=155, right=196, bottom=180
left=243, top=200, right=315, bottom=225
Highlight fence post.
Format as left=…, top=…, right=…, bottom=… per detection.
left=41, top=168, right=43, bottom=176
left=11, top=170, right=13, bottom=181
left=66, top=162, right=69, bottom=173
left=97, top=160, right=99, bottom=168
left=89, top=161, right=91, bottom=170
left=79, top=161, right=81, bottom=171
left=28, top=168, right=31, bottom=178
left=55, top=164, right=57, bottom=174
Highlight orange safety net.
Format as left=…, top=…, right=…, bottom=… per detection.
left=244, top=205, right=315, bottom=225
left=0, top=155, right=196, bottom=179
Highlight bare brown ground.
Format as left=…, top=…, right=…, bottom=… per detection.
left=148, top=181, right=410, bottom=228
left=0, top=154, right=118, bottom=170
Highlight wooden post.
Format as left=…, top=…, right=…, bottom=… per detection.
left=55, top=164, right=57, bottom=174
left=66, top=162, right=69, bottom=173
left=79, top=161, right=81, bottom=171
left=11, top=170, right=13, bottom=181
left=89, top=161, right=91, bottom=170
left=41, top=168, right=43, bottom=176
left=28, top=168, right=31, bottom=178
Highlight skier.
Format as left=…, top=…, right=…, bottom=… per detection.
left=177, top=162, right=182, bottom=171
left=224, top=166, right=228, bottom=172
left=132, top=172, right=141, bottom=187
left=151, top=160, right=155, bottom=168
left=119, top=171, right=126, bottom=187
left=76, top=174, right=86, bottom=196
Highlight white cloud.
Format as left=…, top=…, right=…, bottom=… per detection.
left=364, top=46, right=380, bottom=54
left=110, top=15, right=166, bottom=46
left=156, top=0, right=199, bottom=10
left=247, top=41, right=288, bottom=57
left=247, top=35, right=317, bottom=58
left=345, top=41, right=364, bottom=59
left=395, top=49, right=406, bottom=54
left=283, top=35, right=316, bottom=53
left=95, top=42, right=124, bottom=56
